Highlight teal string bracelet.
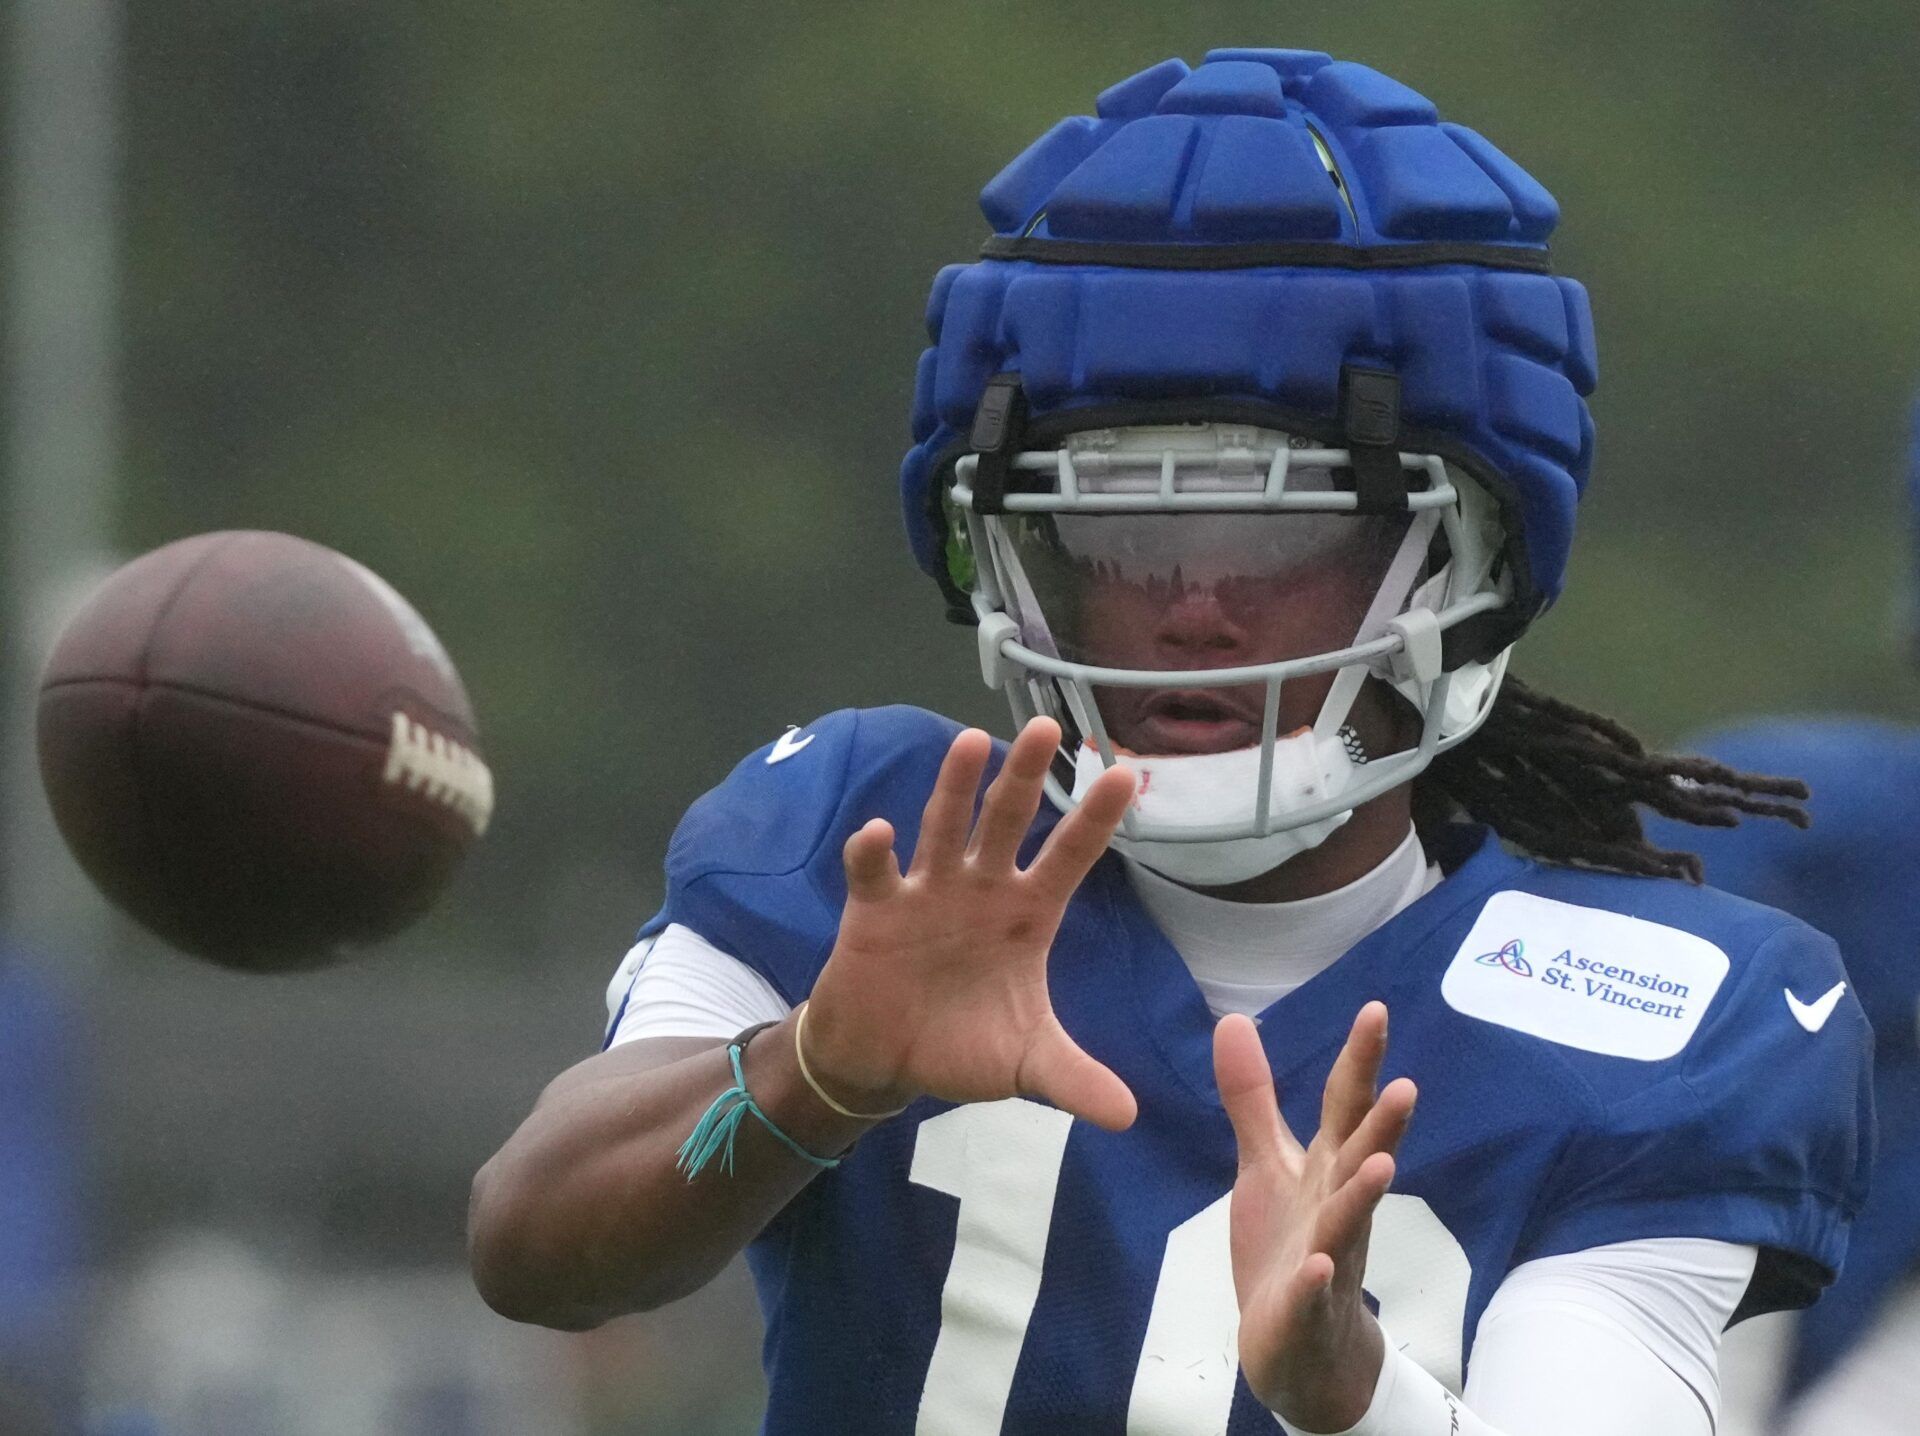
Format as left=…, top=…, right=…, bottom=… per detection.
left=676, top=1029, right=842, bottom=1181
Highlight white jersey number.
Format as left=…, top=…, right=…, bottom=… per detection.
left=909, top=1099, right=1472, bottom=1436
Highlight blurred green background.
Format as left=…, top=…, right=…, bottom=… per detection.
left=4, top=2, right=1916, bottom=1432
left=116, top=1, right=1920, bottom=968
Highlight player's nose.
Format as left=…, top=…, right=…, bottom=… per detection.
left=1152, top=588, right=1249, bottom=661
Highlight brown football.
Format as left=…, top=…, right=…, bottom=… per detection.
left=36, top=531, right=493, bottom=971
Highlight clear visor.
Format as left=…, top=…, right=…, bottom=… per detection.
left=984, top=472, right=1424, bottom=757
left=993, top=505, right=1413, bottom=669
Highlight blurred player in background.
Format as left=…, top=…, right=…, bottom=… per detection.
left=0, top=945, right=82, bottom=1434
left=1649, top=398, right=1920, bottom=1436
left=471, top=53, right=1873, bottom=1434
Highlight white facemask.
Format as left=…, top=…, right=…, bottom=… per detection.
left=962, top=422, right=1515, bottom=886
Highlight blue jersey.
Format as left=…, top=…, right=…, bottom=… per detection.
left=0, top=953, right=82, bottom=1422
left=1650, top=717, right=1920, bottom=1400
left=627, top=706, right=1872, bottom=1435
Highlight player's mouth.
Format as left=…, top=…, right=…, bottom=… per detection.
left=1130, top=689, right=1264, bottom=755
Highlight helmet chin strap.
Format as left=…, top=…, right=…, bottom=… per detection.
left=1073, top=734, right=1358, bottom=885
left=1063, top=508, right=1441, bottom=886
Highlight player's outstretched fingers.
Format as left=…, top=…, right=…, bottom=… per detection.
left=908, top=728, right=992, bottom=877
left=1019, top=1018, right=1137, bottom=1132
left=1319, top=1001, right=1389, bottom=1146
left=842, top=819, right=903, bottom=902
left=1312, top=1151, right=1396, bottom=1263
left=968, top=717, right=1061, bottom=870
left=1214, top=1014, right=1300, bottom=1171
left=1026, top=763, right=1135, bottom=899
left=1334, top=1077, right=1417, bottom=1186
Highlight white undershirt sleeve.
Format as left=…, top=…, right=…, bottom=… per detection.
left=1276, top=1238, right=1759, bottom=1436
left=603, top=923, right=792, bottom=1047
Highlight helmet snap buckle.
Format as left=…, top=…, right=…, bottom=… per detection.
left=977, top=611, right=1020, bottom=688
left=1386, top=608, right=1444, bottom=685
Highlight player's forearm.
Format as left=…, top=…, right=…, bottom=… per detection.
left=468, top=1018, right=874, bottom=1328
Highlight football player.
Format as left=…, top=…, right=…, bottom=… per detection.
left=470, top=53, right=1872, bottom=1435
left=1647, top=398, right=1920, bottom=1436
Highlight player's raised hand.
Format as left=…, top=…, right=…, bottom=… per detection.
left=1215, top=1004, right=1418, bottom=1431
left=800, top=717, right=1138, bottom=1131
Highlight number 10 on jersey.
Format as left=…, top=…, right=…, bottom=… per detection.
left=908, top=1099, right=1471, bottom=1435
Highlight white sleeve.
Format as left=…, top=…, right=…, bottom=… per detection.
left=602, top=923, right=792, bottom=1047
left=1276, top=1237, right=1758, bottom=1436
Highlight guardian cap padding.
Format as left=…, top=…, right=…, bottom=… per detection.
left=902, top=51, right=1597, bottom=637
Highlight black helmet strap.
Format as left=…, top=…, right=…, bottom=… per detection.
left=1340, top=365, right=1411, bottom=516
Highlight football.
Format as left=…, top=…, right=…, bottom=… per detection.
left=36, top=531, right=493, bottom=971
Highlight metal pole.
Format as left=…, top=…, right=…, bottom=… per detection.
left=5, top=0, right=122, bottom=970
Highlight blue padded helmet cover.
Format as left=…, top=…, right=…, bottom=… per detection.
left=901, top=51, right=1598, bottom=627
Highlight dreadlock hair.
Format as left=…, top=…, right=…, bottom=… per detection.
left=1409, top=675, right=1810, bottom=884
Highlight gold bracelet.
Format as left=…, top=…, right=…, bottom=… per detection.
left=793, top=1001, right=910, bottom=1121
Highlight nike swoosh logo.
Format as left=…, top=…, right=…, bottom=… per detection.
left=765, top=727, right=815, bottom=765
left=1784, top=981, right=1847, bottom=1033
